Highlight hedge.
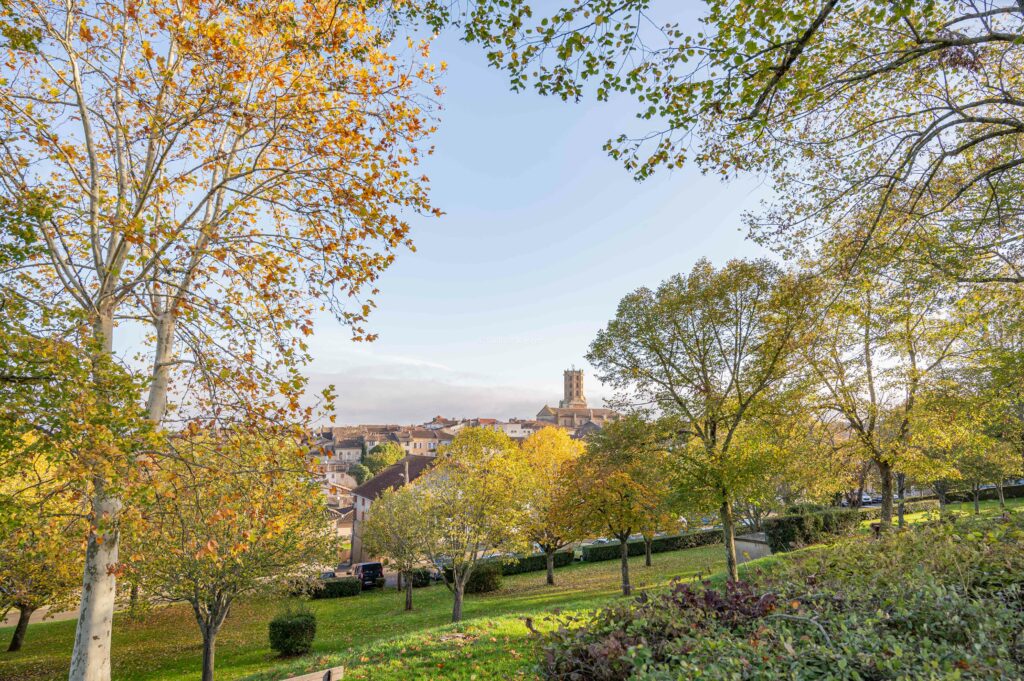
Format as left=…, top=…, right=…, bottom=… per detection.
left=268, top=610, right=316, bottom=656
left=409, top=568, right=432, bottom=588
left=946, top=483, right=1024, bottom=503
left=309, top=577, right=361, bottom=599
left=443, top=561, right=504, bottom=593
left=581, top=529, right=722, bottom=562
left=858, top=498, right=940, bottom=520
left=501, top=550, right=574, bottom=575
left=763, top=508, right=862, bottom=553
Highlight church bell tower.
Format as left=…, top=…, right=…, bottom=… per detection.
left=560, top=368, right=587, bottom=408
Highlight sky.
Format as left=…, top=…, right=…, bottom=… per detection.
left=305, top=30, right=771, bottom=426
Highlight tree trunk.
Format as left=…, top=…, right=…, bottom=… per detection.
left=618, top=537, right=631, bottom=596
left=70, top=310, right=121, bottom=681
left=721, top=499, right=738, bottom=581
left=7, top=605, right=34, bottom=652
left=877, top=460, right=894, bottom=527
left=69, top=483, right=121, bottom=681
left=974, top=484, right=981, bottom=514
left=644, top=537, right=652, bottom=567
left=451, top=582, right=464, bottom=623
left=998, top=480, right=1006, bottom=510
left=545, top=550, right=555, bottom=586
left=201, top=628, right=216, bottom=681
left=404, top=572, right=413, bottom=611
left=896, top=473, right=906, bottom=528
left=396, top=572, right=402, bottom=592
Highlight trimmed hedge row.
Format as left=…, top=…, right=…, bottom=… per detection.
left=946, top=483, right=1024, bottom=503
left=444, top=561, right=504, bottom=593
left=309, top=577, right=361, bottom=599
left=858, top=498, right=940, bottom=520
left=763, top=508, right=861, bottom=553
left=501, top=550, right=575, bottom=575
left=580, top=529, right=722, bottom=562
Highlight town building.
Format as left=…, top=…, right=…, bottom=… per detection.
left=537, top=368, right=618, bottom=429
left=349, top=454, right=434, bottom=563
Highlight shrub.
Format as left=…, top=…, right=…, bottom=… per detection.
left=442, top=561, right=504, bottom=593
left=409, top=568, right=432, bottom=588
left=308, top=577, right=360, bottom=599
left=268, top=609, right=316, bottom=657
left=501, top=550, right=574, bottom=575
left=534, top=513, right=1024, bottom=680
left=763, top=507, right=861, bottom=553
left=581, top=529, right=721, bottom=562
left=373, top=577, right=386, bottom=590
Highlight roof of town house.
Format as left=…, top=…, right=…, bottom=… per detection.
left=573, top=421, right=603, bottom=439
left=333, top=437, right=363, bottom=449
left=351, top=455, right=434, bottom=501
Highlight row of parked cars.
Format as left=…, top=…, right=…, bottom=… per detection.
left=320, top=561, right=385, bottom=590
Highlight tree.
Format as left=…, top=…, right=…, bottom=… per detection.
left=364, top=442, right=407, bottom=477
left=433, top=1, right=1024, bottom=283
left=418, top=427, right=527, bottom=622
left=361, top=485, right=433, bottom=611
left=803, top=252, right=971, bottom=527
left=0, top=1, right=440, bottom=676
left=0, top=456, right=85, bottom=652
left=588, top=258, right=808, bottom=581
left=133, top=431, right=338, bottom=681
left=572, top=416, right=677, bottom=596
left=519, top=427, right=585, bottom=585
left=349, top=463, right=371, bottom=486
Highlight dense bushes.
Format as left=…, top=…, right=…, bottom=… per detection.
left=308, top=577, right=361, bottom=599
left=268, top=610, right=316, bottom=656
left=501, top=550, right=574, bottom=575
left=763, top=507, right=861, bottom=553
left=409, top=568, right=432, bottom=587
left=533, top=513, right=1024, bottom=680
left=581, top=529, right=721, bottom=562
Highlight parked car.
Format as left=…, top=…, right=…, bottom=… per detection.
left=348, top=561, right=384, bottom=589
left=319, top=570, right=337, bottom=580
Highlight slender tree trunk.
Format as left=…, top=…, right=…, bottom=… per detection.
left=69, top=481, right=120, bottom=681
left=404, top=572, right=413, bottom=611
left=974, top=484, right=981, bottom=514
left=70, top=310, right=121, bottom=681
left=877, top=460, right=894, bottom=527
left=451, top=581, right=464, bottom=623
left=896, top=473, right=906, bottom=528
left=721, top=499, right=738, bottom=581
left=644, top=537, right=652, bottom=567
left=7, top=605, right=34, bottom=652
left=396, top=572, right=402, bottom=592
left=201, top=628, right=216, bottom=681
left=618, top=536, right=631, bottom=596
left=998, top=480, right=1006, bottom=510
left=545, top=550, right=555, bottom=586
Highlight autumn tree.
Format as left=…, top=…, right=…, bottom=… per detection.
left=0, top=0, right=440, bottom=676
left=432, top=1, right=1024, bottom=283
left=519, top=427, right=585, bottom=585
left=588, top=258, right=808, bottom=581
left=365, top=442, right=407, bottom=476
left=361, top=484, right=433, bottom=611
left=133, top=431, right=337, bottom=681
left=0, top=456, right=86, bottom=653
left=572, top=416, right=677, bottom=596
left=418, top=427, right=527, bottom=622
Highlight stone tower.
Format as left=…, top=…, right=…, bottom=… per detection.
left=560, top=368, right=587, bottom=408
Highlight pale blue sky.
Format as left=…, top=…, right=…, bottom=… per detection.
left=307, top=31, right=770, bottom=425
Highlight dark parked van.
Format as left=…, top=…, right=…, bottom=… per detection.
left=350, top=562, right=384, bottom=589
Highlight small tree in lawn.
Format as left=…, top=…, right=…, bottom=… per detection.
left=572, top=416, right=676, bottom=596
left=519, top=427, right=585, bottom=585
left=361, top=485, right=432, bottom=611
left=135, top=430, right=338, bottom=681
left=364, top=442, right=407, bottom=476
left=0, top=457, right=85, bottom=652
left=419, top=427, right=527, bottom=623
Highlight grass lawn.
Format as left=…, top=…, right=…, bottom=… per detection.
left=0, top=545, right=723, bottom=681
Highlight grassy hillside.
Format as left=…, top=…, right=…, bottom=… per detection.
left=0, top=545, right=723, bottom=681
